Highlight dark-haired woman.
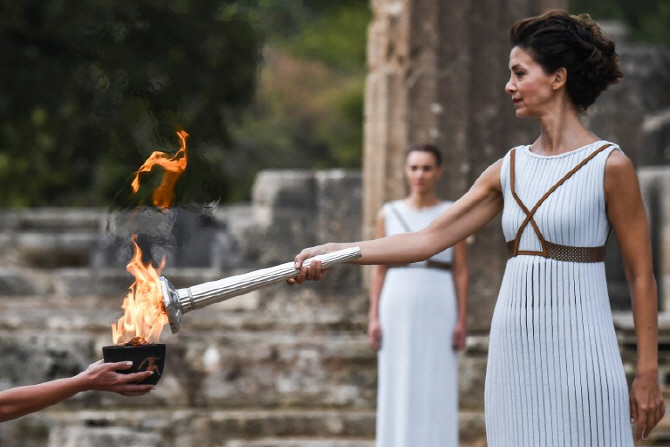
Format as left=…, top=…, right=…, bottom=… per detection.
left=369, top=144, right=468, bottom=447
left=291, top=10, right=664, bottom=445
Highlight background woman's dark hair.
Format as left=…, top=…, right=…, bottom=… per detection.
left=406, top=143, right=443, bottom=166
left=510, top=10, right=623, bottom=112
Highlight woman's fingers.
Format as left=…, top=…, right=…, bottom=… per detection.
left=633, top=397, right=665, bottom=441
left=656, top=403, right=666, bottom=427
left=630, top=373, right=666, bottom=441
left=642, top=398, right=665, bottom=440
left=289, top=259, right=326, bottom=284
left=630, top=392, right=638, bottom=423
left=121, top=370, right=153, bottom=383
left=368, top=329, right=381, bottom=350
left=117, top=384, right=154, bottom=396
left=635, top=409, right=648, bottom=441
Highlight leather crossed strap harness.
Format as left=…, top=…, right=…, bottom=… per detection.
left=507, top=143, right=613, bottom=263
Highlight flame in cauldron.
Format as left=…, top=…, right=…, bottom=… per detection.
left=111, top=236, right=167, bottom=345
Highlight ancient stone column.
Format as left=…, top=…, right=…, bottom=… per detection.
left=363, top=0, right=566, bottom=330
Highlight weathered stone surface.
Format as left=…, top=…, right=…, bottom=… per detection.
left=364, top=0, right=567, bottom=335
left=642, top=107, right=670, bottom=166
left=638, top=167, right=670, bottom=312
left=0, top=172, right=376, bottom=447
left=584, top=45, right=670, bottom=166
left=49, top=426, right=163, bottom=447
left=458, top=347, right=488, bottom=411
left=0, top=268, right=48, bottom=295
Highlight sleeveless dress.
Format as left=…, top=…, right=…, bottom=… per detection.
left=485, top=141, right=633, bottom=446
left=376, top=200, right=459, bottom=447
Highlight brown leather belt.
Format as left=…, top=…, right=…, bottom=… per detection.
left=506, top=240, right=605, bottom=263
left=390, top=260, right=452, bottom=270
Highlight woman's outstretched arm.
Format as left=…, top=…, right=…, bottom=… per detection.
left=368, top=208, right=388, bottom=350
left=605, top=150, right=665, bottom=441
left=290, top=158, right=504, bottom=283
left=0, top=360, right=153, bottom=423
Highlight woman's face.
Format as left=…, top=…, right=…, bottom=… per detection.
left=405, top=150, right=442, bottom=194
left=505, top=46, right=557, bottom=118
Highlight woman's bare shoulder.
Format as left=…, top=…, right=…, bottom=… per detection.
left=605, top=149, right=637, bottom=181
left=475, top=158, right=505, bottom=193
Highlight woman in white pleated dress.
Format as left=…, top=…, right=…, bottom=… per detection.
left=368, top=144, right=468, bottom=447
left=292, top=10, right=664, bottom=445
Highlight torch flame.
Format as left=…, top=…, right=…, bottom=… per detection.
left=112, top=130, right=189, bottom=345
left=112, top=236, right=167, bottom=345
left=131, top=130, right=189, bottom=209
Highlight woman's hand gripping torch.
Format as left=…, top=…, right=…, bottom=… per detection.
left=160, top=246, right=362, bottom=334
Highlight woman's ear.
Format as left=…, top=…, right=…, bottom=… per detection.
left=552, top=67, right=567, bottom=90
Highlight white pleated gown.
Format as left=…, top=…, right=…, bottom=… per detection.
left=376, top=200, right=458, bottom=447
left=486, top=141, right=633, bottom=446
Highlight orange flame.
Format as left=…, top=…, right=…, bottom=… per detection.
left=131, top=130, right=189, bottom=209
left=111, top=236, right=167, bottom=345
left=112, top=130, right=189, bottom=345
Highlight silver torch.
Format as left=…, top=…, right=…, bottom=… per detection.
left=160, top=246, right=362, bottom=333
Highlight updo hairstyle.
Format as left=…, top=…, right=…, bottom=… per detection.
left=510, top=10, right=623, bottom=111
left=405, top=143, right=443, bottom=166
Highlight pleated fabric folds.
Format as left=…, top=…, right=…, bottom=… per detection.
left=376, top=200, right=458, bottom=447
left=485, top=141, right=633, bottom=446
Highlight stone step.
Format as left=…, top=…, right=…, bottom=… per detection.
left=20, top=409, right=377, bottom=447
left=224, top=438, right=375, bottom=447
left=0, top=266, right=228, bottom=296
left=8, top=409, right=486, bottom=447
left=0, top=265, right=345, bottom=297
left=0, top=232, right=102, bottom=268
left=0, top=208, right=107, bottom=231
left=0, top=207, right=241, bottom=270
left=0, top=289, right=369, bottom=334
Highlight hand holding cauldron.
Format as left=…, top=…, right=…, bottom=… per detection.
left=80, top=360, right=155, bottom=396
left=103, top=342, right=166, bottom=386
left=0, top=360, right=153, bottom=423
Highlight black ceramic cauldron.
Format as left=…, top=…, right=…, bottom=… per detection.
left=102, top=344, right=166, bottom=385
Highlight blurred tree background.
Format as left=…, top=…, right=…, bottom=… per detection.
left=0, top=0, right=263, bottom=207
left=227, top=0, right=370, bottom=201
left=0, top=0, right=369, bottom=207
left=568, top=0, right=670, bottom=45
left=1, top=0, right=666, bottom=207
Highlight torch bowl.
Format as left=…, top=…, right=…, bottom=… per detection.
left=102, top=343, right=166, bottom=385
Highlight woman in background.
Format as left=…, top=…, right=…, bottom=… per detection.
left=368, top=143, right=468, bottom=447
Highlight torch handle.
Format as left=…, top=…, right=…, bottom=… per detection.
left=176, top=246, right=362, bottom=313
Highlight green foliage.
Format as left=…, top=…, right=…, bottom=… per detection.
left=282, top=4, right=370, bottom=73
left=0, top=0, right=262, bottom=207
left=0, top=0, right=370, bottom=206
left=227, top=0, right=370, bottom=201
left=569, top=0, right=670, bottom=46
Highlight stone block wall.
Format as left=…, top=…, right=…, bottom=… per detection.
left=1, top=169, right=668, bottom=446
left=0, top=170, right=488, bottom=447
left=0, top=170, right=385, bottom=447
